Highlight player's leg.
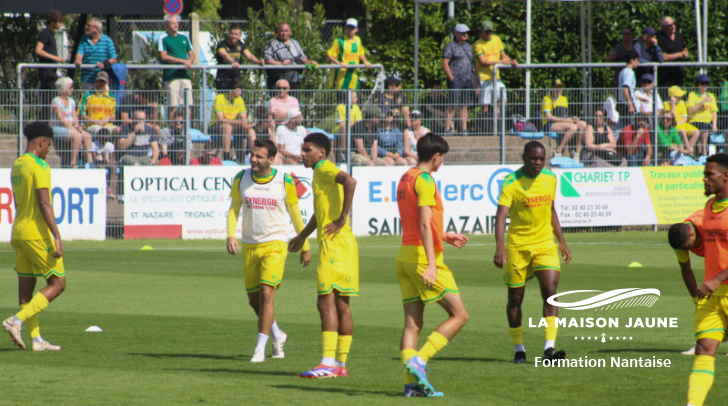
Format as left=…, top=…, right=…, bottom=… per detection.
left=17, top=276, right=54, bottom=350
left=687, top=295, right=726, bottom=406
left=333, top=292, right=352, bottom=374
left=243, top=245, right=266, bottom=362
left=299, top=292, right=339, bottom=378
left=401, top=300, right=428, bottom=397
left=534, top=268, right=564, bottom=360
left=259, top=242, right=288, bottom=359
left=504, top=247, right=529, bottom=363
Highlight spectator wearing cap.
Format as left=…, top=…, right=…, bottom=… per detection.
left=633, top=27, right=663, bottom=78
left=473, top=19, right=517, bottom=115
left=326, top=18, right=371, bottom=90
left=442, top=23, right=474, bottom=135
left=634, top=73, right=663, bottom=118
left=403, top=111, right=429, bottom=163
left=687, top=74, right=719, bottom=157
left=74, top=17, right=118, bottom=90
left=215, top=23, right=265, bottom=90
left=276, top=108, right=309, bottom=164
left=158, top=15, right=195, bottom=114
left=264, top=22, right=317, bottom=91
left=350, top=107, right=384, bottom=166
left=663, top=85, right=700, bottom=154
left=380, top=76, right=411, bottom=130
left=268, top=79, right=301, bottom=126
left=209, top=79, right=252, bottom=162
left=605, top=27, right=635, bottom=87
left=540, top=78, right=590, bottom=161
left=657, top=16, right=689, bottom=88
left=36, top=11, right=65, bottom=122
left=617, top=50, right=640, bottom=128
left=78, top=71, right=121, bottom=137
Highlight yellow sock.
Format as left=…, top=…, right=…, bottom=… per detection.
left=335, top=335, right=352, bottom=364
left=544, top=316, right=558, bottom=342
left=401, top=348, right=418, bottom=384
left=417, top=331, right=449, bottom=363
left=509, top=326, right=524, bottom=345
left=20, top=303, right=40, bottom=338
left=322, top=331, right=338, bottom=360
left=16, top=293, right=49, bottom=323
left=687, top=355, right=715, bottom=406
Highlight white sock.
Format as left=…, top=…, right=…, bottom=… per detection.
left=11, top=316, right=22, bottom=326
left=32, top=336, right=44, bottom=344
left=270, top=321, right=283, bottom=341
left=336, top=361, right=345, bottom=368
left=255, top=333, right=269, bottom=353
left=544, top=340, right=555, bottom=351
left=321, top=357, right=336, bottom=367
left=515, top=344, right=525, bottom=353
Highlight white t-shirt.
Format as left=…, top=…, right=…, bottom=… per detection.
left=603, top=96, right=620, bottom=125
left=406, top=126, right=430, bottom=152
left=276, top=125, right=308, bottom=156
left=91, top=140, right=115, bottom=154
left=634, top=89, right=663, bottom=115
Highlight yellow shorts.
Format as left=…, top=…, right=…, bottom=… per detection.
left=242, top=241, right=288, bottom=293
left=504, top=244, right=560, bottom=288
left=12, top=239, right=65, bottom=279
left=396, top=260, right=459, bottom=304
left=677, top=122, right=699, bottom=133
left=694, top=285, right=728, bottom=342
left=318, top=236, right=359, bottom=296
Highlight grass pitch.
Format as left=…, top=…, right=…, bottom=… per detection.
left=0, top=232, right=725, bottom=405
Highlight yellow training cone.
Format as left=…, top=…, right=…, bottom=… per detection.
left=628, top=262, right=643, bottom=268
left=141, top=245, right=154, bottom=251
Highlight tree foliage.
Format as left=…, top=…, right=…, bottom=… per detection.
left=0, top=14, right=44, bottom=89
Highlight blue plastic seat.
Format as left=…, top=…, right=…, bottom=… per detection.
left=550, top=156, right=584, bottom=169
left=308, top=127, right=336, bottom=140
left=709, top=133, right=725, bottom=144
left=190, top=128, right=211, bottom=143
left=511, top=128, right=544, bottom=139
left=222, top=160, right=239, bottom=166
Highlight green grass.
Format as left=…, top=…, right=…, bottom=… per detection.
left=0, top=232, right=724, bottom=405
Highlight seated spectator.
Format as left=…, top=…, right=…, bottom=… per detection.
left=350, top=107, right=384, bottom=166
left=687, top=74, right=718, bottom=157
left=541, top=79, right=591, bottom=161
left=117, top=111, right=160, bottom=166
left=420, top=82, right=449, bottom=133
left=376, top=111, right=408, bottom=166
left=605, top=27, right=635, bottom=89
left=380, top=76, right=410, bottom=129
left=657, top=112, right=690, bottom=165
left=92, top=127, right=117, bottom=197
left=581, top=109, right=622, bottom=167
left=634, top=74, right=663, bottom=120
left=403, top=111, right=429, bottom=162
left=79, top=71, right=120, bottom=136
left=209, top=79, right=251, bottom=162
left=617, top=114, right=653, bottom=167
left=215, top=23, right=265, bottom=90
left=73, top=17, right=117, bottom=90
left=633, top=27, right=663, bottom=78
left=120, top=92, right=161, bottom=134
left=663, top=85, right=700, bottom=154
left=190, top=144, right=223, bottom=165
left=250, top=105, right=275, bottom=140
left=269, top=79, right=300, bottom=126
left=159, top=111, right=193, bottom=165
left=51, top=76, right=92, bottom=168
left=276, top=108, right=309, bottom=164
left=335, top=91, right=362, bottom=133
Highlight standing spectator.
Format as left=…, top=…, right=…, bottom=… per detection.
left=473, top=20, right=517, bottom=115
left=687, top=74, right=719, bottom=157
left=657, top=112, right=690, bottom=165
left=119, top=92, right=161, bottom=134
left=159, top=111, right=193, bottom=165
left=158, top=15, right=195, bottom=114
left=268, top=79, right=300, bottom=125
left=617, top=50, right=640, bottom=128
left=656, top=17, right=689, bottom=89
left=663, top=85, right=700, bottom=155
left=117, top=111, right=159, bottom=166
left=420, top=82, right=449, bottom=133
left=209, top=79, right=251, bottom=162
left=376, top=111, right=408, bottom=165
left=403, top=111, right=429, bottom=162
left=633, top=27, right=663, bottom=78
left=276, top=108, right=309, bottom=164
left=616, top=114, right=653, bottom=167
left=442, top=23, right=474, bottom=135
left=605, top=28, right=635, bottom=87
left=350, top=107, right=384, bottom=166
left=634, top=74, right=663, bottom=120
left=380, top=76, right=411, bottom=130
left=78, top=71, right=120, bottom=136
left=264, top=22, right=317, bottom=91
left=51, top=77, right=92, bottom=168
left=326, top=18, right=371, bottom=90
left=581, top=109, right=622, bottom=167
left=540, top=79, right=591, bottom=160
left=190, top=144, right=223, bottom=166
left=215, top=23, right=264, bottom=90
left=36, top=11, right=65, bottom=122
left=73, top=18, right=117, bottom=90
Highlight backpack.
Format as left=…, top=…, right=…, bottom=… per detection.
left=512, top=114, right=538, bottom=132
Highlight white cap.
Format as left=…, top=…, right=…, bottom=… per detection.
left=345, top=18, right=358, bottom=28
left=286, top=108, right=302, bottom=123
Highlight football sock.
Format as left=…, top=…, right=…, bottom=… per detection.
left=32, top=336, right=45, bottom=344
left=509, top=326, right=524, bottom=351
left=270, top=321, right=283, bottom=341
left=401, top=348, right=418, bottom=384
left=20, top=303, right=40, bottom=338
left=544, top=316, right=558, bottom=349
left=544, top=340, right=555, bottom=351
left=255, top=333, right=269, bottom=354
left=687, top=355, right=715, bottom=406
left=16, top=293, right=49, bottom=323
left=417, top=331, right=449, bottom=363
left=515, top=344, right=525, bottom=353
left=335, top=335, right=352, bottom=365
left=321, top=331, right=338, bottom=367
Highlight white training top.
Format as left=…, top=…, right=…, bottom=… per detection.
left=238, top=170, right=294, bottom=244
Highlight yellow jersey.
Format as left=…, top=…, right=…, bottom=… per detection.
left=687, top=91, right=718, bottom=124
left=312, top=160, right=353, bottom=241
left=541, top=94, right=569, bottom=126
left=663, top=100, right=689, bottom=125
left=211, top=94, right=246, bottom=125
left=327, top=36, right=365, bottom=90
left=498, top=168, right=557, bottom=250
left=473, top=36, right=504, bottom=81
left=335, top=104, right=362, bottom=125
left=78, top=90, right=116, bottom=129
left=11, top=153, right=53, bottom=241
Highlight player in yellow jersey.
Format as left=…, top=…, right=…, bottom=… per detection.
left=289, top=133, right=359, bottom=378
left=226, top=139, right=312, bottom=362
left=494, top=141, right=571, bottom=364
left=3, top=122, right=66, bottom=351
left=326, top=18, right=372, bottom=90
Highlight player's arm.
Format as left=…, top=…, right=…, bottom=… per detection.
left=37, top=188, right=63, bottom=258
left=286, top=200, right=311, bottom=266
left=675, top=251, right=699, bottom=302
left=289, top=215, right=316, bottom=253
left=493, top=204, right=509, bottom=268
left=322, top=171, right=357, bottom=237
left=419, top=205, right=438, bottom=289
left=226, top=199, right=243, bottom=255
left=551, top=201, right=571, bottom=264
left=698, top=266, right=728, bottom=299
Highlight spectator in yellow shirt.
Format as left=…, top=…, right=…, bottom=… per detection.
left=473, top=20, right=517, bottom=115
left=209, top=79, right=252, bottom=162
left=326, top=19, right=372, bottom=90
left=687, top=74, right=718, bottom=157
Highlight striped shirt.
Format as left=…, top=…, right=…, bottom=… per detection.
left=77, top=34, right=117, bottom=83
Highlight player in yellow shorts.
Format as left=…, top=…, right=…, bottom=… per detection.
left=226, top=139, right=311, bottom=362
left=494, top=141, right=571, bottom=364
left=289, top=133, right=359, bottom=379
left=3, top=122, right=67, bottom=351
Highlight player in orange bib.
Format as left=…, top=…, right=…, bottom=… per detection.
left=395, top=133, right=469, bottom=397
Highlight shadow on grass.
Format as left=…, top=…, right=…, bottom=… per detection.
left=128, top=352, right=243, bottom=361
left=270, top=384, right=400, bottom=397
left=389, top=356, right=508, bottom=363
left=592, top=348, right=677, bottom=354
left=169, top=368, right=294, bottom=377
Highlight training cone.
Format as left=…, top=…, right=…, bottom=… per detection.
left=628, top=262, right=643, bottom=268
left=85, top=326, right=103, bottom=332
left=141, top=245, right=153, bottom=251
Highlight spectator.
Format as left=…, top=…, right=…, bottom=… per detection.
left=633, top=27, right=663, bottom=78
left=326, top=18, right=371, bottom=90
left=473, top=20, right=517, bottom=114
left=276, top=108, right=309, bottom=164
left=264, top=22, right=317, bottom=91
left=190, top=144, right=223, bottom=166
left=209, top=79, right=251, bottom=162
left=117, top=110, right=160, bottom=166
left=540, top=79, right=591, bottom=161
left=78, top=71, right=120, bottom=136
left=215, top=23, right=264, bottom=90
left=73, top=18, right=117, bottom=90
left=376, top=111, right=408, bottom=166
left=617, top=114, right=653, bottom=167
left=581, top=109, right=622, bottom=167
left=350, top=107, right=384, bottom=166
left=420, top=82, right=448, bottom=132
left=663, top=85, right=700, bottom=155
left=91, top=127, right=117, bottom=197
left=605, top=27, right=635, bottom=87
left=51, top=76, right=92, bottom=168
left=687, top=74, right=719, bottom=157
left=617, top=50, right=640, bottom=128
left=335, top=91, right=362, bottom=133
left=720, top=79, right=728, bottom=130
left=159, top=111, right=193, bottom=165
left=251, top=105, right=275, bottom=140
left=657, top=112, right=690, bottom=165
left=443, top=23, right=474, bottom=135
left=158, top=15, right=195, bottom=113
left=657, top=17, right=689, bottom=88
left=119, top=92, right=161, bottom=134
left=380, top=76, right=411, bottom=129
left=36, top=11, right=65, bottom=122
left=634, top=73, right=663, bottom=120
left=403, top=111, right=429, bottom=162
left=269, top=79, right=300, bottom=125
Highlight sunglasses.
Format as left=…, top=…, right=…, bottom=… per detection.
left=206, top=153, right=216, bottom=157
left=276, top=87, right=289, bottom=90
